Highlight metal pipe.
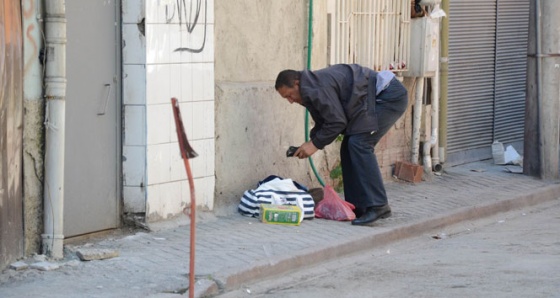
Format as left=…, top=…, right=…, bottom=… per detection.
left=42, top=0, right=67, bottom=259
left=535, top=0, right=544, bottom=178
left=411, top=77, right=424, bottom=164
left=430, top=21, right=441, bottom=171
left=438, top=0, right=449, bottom=164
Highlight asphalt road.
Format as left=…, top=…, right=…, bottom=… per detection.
left=217, top=200, right=560, bottom=298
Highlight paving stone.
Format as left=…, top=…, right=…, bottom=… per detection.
left=30, top=261, right=60, bottom=271
left=75, top=248, right=119, bottom=261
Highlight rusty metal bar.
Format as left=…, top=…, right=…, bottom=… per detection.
left=170, top=97, right=198, bottom=298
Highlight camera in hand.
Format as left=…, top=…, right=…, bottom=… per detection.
left=286, top=146, right=299, bottom=157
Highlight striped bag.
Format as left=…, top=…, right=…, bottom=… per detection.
left=238, top=175, right=315, bottom=220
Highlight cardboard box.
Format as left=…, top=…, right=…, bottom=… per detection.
left=259, top=204, right=302, bottom=226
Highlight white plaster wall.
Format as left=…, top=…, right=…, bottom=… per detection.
left=122, top=0, right=215, bottom=222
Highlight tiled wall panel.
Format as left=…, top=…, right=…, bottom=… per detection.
left=122, top=0, right=215, bottom=220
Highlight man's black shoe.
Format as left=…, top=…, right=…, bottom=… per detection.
left=351, top=204, right=392, bottom=226
left=353, top=207, right=366, bottom=218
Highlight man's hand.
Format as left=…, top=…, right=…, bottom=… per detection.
left=294, top=141, right=318, bottom=159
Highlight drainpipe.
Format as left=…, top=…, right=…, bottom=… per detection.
left=42, top=0, right=66, bottom=259
left=430, top=68, right=442, bottom=172
left=438, top=0, right=449, bottom=164
left=411, top=77, right=424, bottom=164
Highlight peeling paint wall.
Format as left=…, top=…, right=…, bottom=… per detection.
left=122, top=0, right=215, bottom=222
left=22, top=0, right=44, bottom=256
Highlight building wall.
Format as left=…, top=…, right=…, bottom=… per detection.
left=122, top=0, right=215, bottom=222
left=214, top=1, right=322, bottom=215
left=22, top=0, right=44, bottom=255
left=121, top=0, right=413, bottom=220
left=213, top=1, right=413, bottom=214
left=0, top=0, right=24, bottom=268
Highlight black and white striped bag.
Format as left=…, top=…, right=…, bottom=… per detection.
left=238, top=176, right=315, bottom=220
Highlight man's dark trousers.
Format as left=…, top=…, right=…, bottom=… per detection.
left=341, top=78, right=408, bottom=210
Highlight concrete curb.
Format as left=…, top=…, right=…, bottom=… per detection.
left=202, top=183, right=560, bottom=297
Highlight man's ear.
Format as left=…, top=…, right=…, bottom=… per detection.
left=294, top=80, right=300, bottom=88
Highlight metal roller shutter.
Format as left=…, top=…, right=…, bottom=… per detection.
left=448, top=0, right=497, bottom=160
left=447, top=0, right=529, bottom=164
left=494, top=0, right=530, bottom=144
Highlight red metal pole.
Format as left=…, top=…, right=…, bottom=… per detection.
left=171, top=98, right=198, bottom=298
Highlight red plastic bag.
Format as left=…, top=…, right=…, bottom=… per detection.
left=314, top=186, right=356, bottom=221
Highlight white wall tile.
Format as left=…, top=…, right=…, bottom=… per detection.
left=146, top=24, right=171, bottom=64
left=124, top=105, right=146, bottom=146
left=146, top=64, right=170, bottom=105
left=192, top=176, right=215, bottom=210
left=190, top=138, right=215, bottom=177
left=146, top=0, right=175, bottom=24
left=122, top=0, right=145, bottom=24
left=123, top=186, right=146, bottom=213
left=147, top=104, right=172, bottom=145
left=191, top=63, right=209, bottom=101
left=145, top=0, right=158, bottom=23
left=123, top=145, right=146, bottom=186
left=205, top=0, right=214, bottom=24
left=147, top=143, right=171, bottom=185
left=146, top=181, right=183, bottom=220
left=192, top=63, right=211, bottom=101
left=192, top=101, right=214, bottom=140
left=123, top=64, right=146, bottom=105
left=169, top=144, right=186, bottom=181
left=169, top=24, right=182, bottom=63
left=203, top=65, right=215, bottom=100
left=170, top=64, right=182, bottom=101
left=180, top=64, right=194, bottom=101
left=122, top=24, right=146, bottom=64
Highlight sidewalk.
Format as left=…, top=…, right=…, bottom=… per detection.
left=1, top=160, right=559, bottom=298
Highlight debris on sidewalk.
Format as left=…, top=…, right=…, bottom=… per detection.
left=30, top=261, right=60, bottom=271
left=431, top=232, right=448, bottom=240
left=75, top=248, right=119, bottom=261
left=394, top=161, right=423, bottom=183
left=33, top=254, right=47, bottom=262
left=492, top=141, right=523, bottom=166
left=504, top=145, right=523, bottom=165
left=504, top=166, right=523, bottom=174
left=10, top=261, right=29, bottom=271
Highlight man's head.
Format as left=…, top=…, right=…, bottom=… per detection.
left=275, top=70, right=303, bottom=105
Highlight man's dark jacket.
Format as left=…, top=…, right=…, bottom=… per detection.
left=299, top=64, right=378, bottom=149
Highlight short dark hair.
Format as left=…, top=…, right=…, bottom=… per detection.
left=275, top=70, right=301, bottom=90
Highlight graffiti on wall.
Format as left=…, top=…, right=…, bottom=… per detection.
left=22, top=0, right=39, bottom=75
left=164, top=0, right=208, bottom=53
